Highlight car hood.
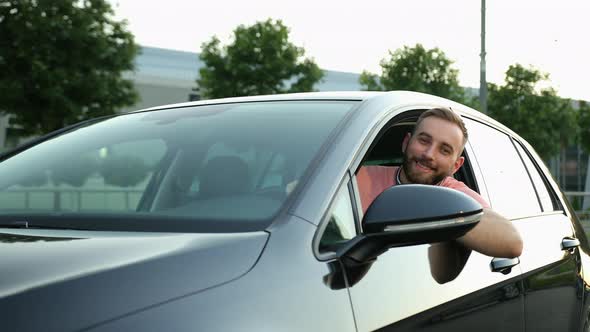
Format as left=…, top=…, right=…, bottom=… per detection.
left=0, top=228, right=269, bottom=332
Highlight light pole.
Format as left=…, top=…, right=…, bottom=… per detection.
left=480, top=0, right=487, bottom=114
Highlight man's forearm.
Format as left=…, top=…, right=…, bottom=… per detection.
left=457, top=208, right=523, bottom=258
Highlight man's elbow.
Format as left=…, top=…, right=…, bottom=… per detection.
left=507, top=242, right=523, bottom=258
left=505, top=233, right=524, bottom=258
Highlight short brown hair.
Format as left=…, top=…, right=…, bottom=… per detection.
left=414, top=107, right=468, bottom=146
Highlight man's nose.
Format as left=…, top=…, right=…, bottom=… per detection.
left=422, top=145, right=435, bottom=159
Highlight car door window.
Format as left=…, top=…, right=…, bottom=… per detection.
left=357, top=117, right=483, bottom=215
left=464, top=119, right=541, bottom=218
left=318, top=182, right=357, bottom=254
left=513, top=141, right=558, bottom=212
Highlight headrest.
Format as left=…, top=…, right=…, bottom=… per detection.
left=200, top=156, right=250, bottom=198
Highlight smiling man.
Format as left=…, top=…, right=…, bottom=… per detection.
left=357, top=107, right=523, bottom=259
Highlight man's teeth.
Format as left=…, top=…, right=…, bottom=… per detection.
left=417, top=162, right=433, bottom=170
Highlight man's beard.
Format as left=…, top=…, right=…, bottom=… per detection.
left=401, top=154, right=449, bottom=185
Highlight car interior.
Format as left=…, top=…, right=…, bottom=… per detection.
left=359, top=115, right=480, bottom=194
left=320, top=113, right=483, bottom=253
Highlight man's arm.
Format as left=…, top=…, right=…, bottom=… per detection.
left=456, top=208, right=523, bottom=258
left=428, top=241, right=471, bottom=284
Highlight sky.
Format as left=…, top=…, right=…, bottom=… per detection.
left=108, top=0, right=590, bottom=101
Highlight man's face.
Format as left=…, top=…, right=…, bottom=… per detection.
left=401, top=116, right=465, bottom=185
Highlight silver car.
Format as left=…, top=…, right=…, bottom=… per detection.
left=1, top=91, right=588, bottom=331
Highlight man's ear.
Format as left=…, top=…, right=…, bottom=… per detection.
left=452, top=156, right=465, bottom=174
left=402, top=133, right=411, bottom=153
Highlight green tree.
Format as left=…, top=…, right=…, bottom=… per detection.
left=487, top=64, right=577, bottom=160
left=0, top=0, right=138, bottom=136
left=359, top=44, right=465, bottom=103
left=197, top=19, right=323, bottom=99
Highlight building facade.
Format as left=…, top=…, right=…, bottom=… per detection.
left=121, top=46, right=363, bottom=112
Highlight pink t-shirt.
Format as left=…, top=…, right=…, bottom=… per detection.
left=357, top=165, right=490, bottom=213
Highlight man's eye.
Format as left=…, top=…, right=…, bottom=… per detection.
left=441, top=149, right=451, bottom=155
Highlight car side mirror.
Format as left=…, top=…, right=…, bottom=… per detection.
left=338, top=184, right=482, bottom=264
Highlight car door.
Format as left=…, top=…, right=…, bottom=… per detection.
left=463, top=117, right=585, bottom=332
left=344, top=110, right=525, bottom=332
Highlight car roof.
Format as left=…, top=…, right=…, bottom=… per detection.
left=135, top=90, right=521, bottom=143
left=137, top=91, right=382, bottom=112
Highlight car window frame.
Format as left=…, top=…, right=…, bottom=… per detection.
left=511, top=138, right=564, bottom=213
left=352, top=109, right=485, bottom=224
left=314, top=172, right=360, bottom=261
left=312, top=106, right=492, bottom=261
left=462, top=136, right=491, bottom=205
left=462, top=116, right=551, bottom=219
left=311, top=105, right=422, bottom=261
left=516, top=139, right=574, bottom=219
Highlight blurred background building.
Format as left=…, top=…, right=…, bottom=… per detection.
left=120, top=46, right=363, bottom=112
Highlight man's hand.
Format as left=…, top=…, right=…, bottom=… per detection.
left=457, top=208, right=523, bottom=258
left=428, top=241, right=471, bottom=284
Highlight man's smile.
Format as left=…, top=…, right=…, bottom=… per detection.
left=414, top=160, right=435, bottom=173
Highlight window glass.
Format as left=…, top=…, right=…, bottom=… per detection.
left=185, top=142, right=290, bottom=200
left=464, top=119, right=541, bottom=218
left=0, top=139, right=166, bottom=212
left=514, top=141, right=556, bottom=212
left=319, top=184, right=356, bottom=253
left=0, top=101, right=357, bottom=232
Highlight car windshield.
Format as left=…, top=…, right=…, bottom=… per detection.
left=0, top=100, right=357, bottom=232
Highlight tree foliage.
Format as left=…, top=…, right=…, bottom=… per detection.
left=0, top=0, right=139, bottom=136
left=487, top=64, right=577, bottom=160
left=359, top=44, right=465, bottom=102
left=197, top=19, right=323, bottom=99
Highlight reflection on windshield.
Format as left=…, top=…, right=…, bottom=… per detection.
left=0, top=233, right=78, bottom=244
left=0, top=101, right=357, bottom=232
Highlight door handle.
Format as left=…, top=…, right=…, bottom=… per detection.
left=490, top=257, right=520, bottom=275
left=561, top=237, right=580, bottom=251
